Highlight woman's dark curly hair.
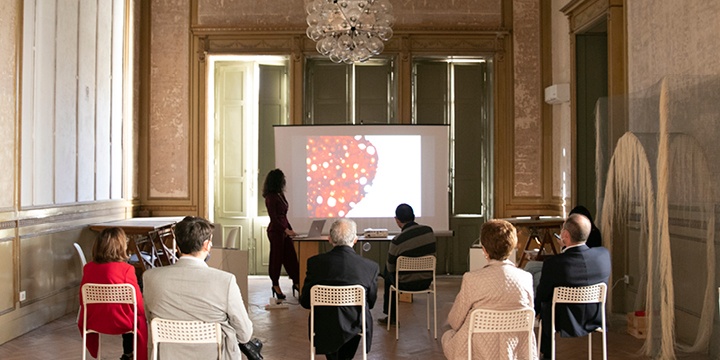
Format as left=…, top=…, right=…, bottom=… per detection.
left=262, top=169, right=286, bottom=197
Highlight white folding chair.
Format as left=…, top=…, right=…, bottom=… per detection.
left=387, top=255, right=437, bottom=340
left=310, top=285, right=366, bottom=360
left=74, top=243, right=88, bottom=266
left=467, top=308, right=535, bottom=360
left=74, top=243, right=88, bottom=323
left=537, top=283, right=607, bottom=360
left=81, top=283, right=137, bottom=360
left=150, top=318, right=222, bottom=360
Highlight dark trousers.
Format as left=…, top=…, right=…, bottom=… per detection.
left=268, top=233, right=300, bottom=286
left=323, top=335, right=361, bottom=360
left=382, top=271, right=432, bottom=317
left=122, top=333, right=134, bottom=355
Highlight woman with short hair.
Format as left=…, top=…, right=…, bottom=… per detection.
left=442, top=219, right=537, bottom=360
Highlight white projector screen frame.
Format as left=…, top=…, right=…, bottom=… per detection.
left=273, top=124, right=450, bottom=233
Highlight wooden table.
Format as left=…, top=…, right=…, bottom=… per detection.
left=500, top=217, right=564, bottom=268
left=293, top=235, right=395, bottom=290
left=89, top=217, right=185, bottom=274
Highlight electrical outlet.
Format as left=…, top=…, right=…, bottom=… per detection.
left=622, top=275, right=631, bottom=285
left=19, top=291, right=26, bottom=302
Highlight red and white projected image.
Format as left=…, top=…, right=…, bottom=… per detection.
left=306, top=136, right=379, bottom=218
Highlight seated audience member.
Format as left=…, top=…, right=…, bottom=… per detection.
left=535, top=214, right=611, bottom=360
left=143, top=216, right=254, bottom=360
left=567, top=205, right=602, bottom=248
left=78, top=227, right=148, bottom=360
left=524, top=205, right=603, bottom=292
left=442, top=220, right=536, bottom=360
left=379, top=203, right=436, bottom=325
left=301, top=219, right=379, bottom=360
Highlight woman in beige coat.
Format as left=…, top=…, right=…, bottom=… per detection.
left=442, top=219, right=537, bottom=360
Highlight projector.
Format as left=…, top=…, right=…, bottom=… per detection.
left=363, top=228, right=389, bottom=238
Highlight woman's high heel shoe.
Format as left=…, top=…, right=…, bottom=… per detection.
left=271, top=286, right=286, bottom=300
left=292, top=284, right=300, bottom=298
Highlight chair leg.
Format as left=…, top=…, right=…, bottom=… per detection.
left=588, top=332, right=592, bottom=360
left=426, top=292, right=430, bottom=331
left=537, top=321, right=542, bottom=357
left=387, top=288, right=392, bottom=332
left=82, top=333, right=87, bottom=360
left=432, top=291, right=437, bottom=339
left=395, top=290, right=400, bottom=340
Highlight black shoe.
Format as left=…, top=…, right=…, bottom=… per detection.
left=119, top=354, right=133, bottom=360
left=377, top=316, right=397, bottom=326
left=271, top=286, right=286, bottom=300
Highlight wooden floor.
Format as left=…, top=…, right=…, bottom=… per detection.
left=0, top=275, right=707, bottom=359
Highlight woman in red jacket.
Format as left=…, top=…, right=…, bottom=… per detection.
left=78, top=227, right=148, bottom=360
left=263, top=168, right=301, bottom=300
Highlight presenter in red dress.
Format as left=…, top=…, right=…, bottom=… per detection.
left=78, top=227, right=148, bottom=360
left=263, top=168, right=301, bottom=300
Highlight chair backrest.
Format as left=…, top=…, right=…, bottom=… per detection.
left=310, top=285, right=366, bottom=360
left=311, top=284, right=365, bottom=307
left=225, top=227, right=240, bottom=249
left=467, top=308, right=535, bottom=359
left=74, top=243, right=87, bottom=266
left=552, top=283, right=607, bottom=305
left=151, top=318, right=221, bottom=360
left=82, top=283, right=136, bottom=306
left=396, top=255, right=436, bottom=273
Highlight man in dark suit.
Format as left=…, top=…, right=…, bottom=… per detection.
left=535, top=213, right=611, bottom=359
left=301, top=219, right=379, bottom=360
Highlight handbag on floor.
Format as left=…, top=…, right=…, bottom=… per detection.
left=239, top=337, right=263, bottom=360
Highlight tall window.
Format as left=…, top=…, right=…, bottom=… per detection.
left=21, top=0, right=128, bottom=206
left=413, top=58, right=493, bottom=217
left=304, top=58, right=397, bottom=124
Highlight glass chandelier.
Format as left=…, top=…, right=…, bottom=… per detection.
left=306, top=0, right=394, bottom=64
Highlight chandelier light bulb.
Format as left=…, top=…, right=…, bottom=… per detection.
left=306, top=0, right=394, bottom=63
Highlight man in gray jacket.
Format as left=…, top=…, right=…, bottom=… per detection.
left=144, top=216, right=253, bottom=360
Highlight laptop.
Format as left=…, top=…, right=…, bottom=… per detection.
left=295, top=219, right=326, bottom=238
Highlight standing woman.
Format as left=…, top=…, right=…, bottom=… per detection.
left=263, top=168, right=301, bottom=299
left=78, top=227, right=148, bottom=360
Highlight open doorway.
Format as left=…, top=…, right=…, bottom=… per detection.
left=206, top=55, right=290, bottom=275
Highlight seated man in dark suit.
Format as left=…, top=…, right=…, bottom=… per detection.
left=301, top=219, right=379, bottom=360
left=379, top=203, right=437, bottom=325
left=534, top=213, right=611, bottom=360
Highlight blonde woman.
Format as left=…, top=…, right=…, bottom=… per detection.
left=442, top=219, right=536, bottom=360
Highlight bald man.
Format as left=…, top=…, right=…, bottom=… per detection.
left=534, top=213, right=611, bottom=359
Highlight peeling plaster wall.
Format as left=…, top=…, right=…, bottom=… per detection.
left=196, top=0, right=503, bottom=28
left=512, top=0, right=542, bottom=197
left=149, top=0, right=191, bottom=198
left=0, top=0, right=18, bottom=208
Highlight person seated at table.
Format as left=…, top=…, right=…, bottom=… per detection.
left=378, top=203, right=436, bottom=325
left=78, top=227, right=148, bottom=360
left=535, top=213, right=610, bottom=360
left=442, top=219, right=536, bottom=360
left=301, top=219, right=379, bottom=360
